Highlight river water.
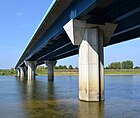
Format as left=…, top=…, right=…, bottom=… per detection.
left=0, top=75, right=140, bottom=118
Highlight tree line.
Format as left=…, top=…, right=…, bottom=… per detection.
left=106, top=60, right=140, bottom=69
left=37, top=65, right=78, bottom=71
left=36, top=65, right=78, bottom=74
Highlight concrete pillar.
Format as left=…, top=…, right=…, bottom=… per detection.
left=19, top=67, right=25, bottom=78
left=16, top=68, right=20, bottom=77
left=99, top=30, right=104, bottom=100
left=25, top=61, right=37, bottom=80
left=45, top=61, right=57, bottom=81
left=78, top=28, right=103, bottom=101
left=63, top=19, right=117, bottom=101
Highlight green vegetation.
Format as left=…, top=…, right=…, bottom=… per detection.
left=36, top=65, right=78, bottom=76
left=107, top=60, right=134, bottom=69
left=0, top=68, right=16, bottom=76
left=28, top=64, right=140, bottom=76
left=105, top=69, right=140, bottom=75
left=1, top=61, right=140, bottom=76
left=105, top=60, right=140, bottom=75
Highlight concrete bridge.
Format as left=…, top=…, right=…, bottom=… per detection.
left=15, top=0, right=140, bottom=101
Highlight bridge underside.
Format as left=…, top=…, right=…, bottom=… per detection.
left=16, top=0, right=140, bottom=101
left=17, top=0, right=140, bottom=67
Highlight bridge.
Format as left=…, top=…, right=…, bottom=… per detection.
left=15, top=0, right=140, bottom=101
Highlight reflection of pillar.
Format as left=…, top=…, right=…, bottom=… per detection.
left=64, top=19, right=117, bottom=101
left=26, top=79, right=35, bottom=100
left=19, top=67, right=25, bottom=78
left=45, top=61, right=57, bottom=81
left=79, top=101, right=104, bottom=118
left=25, top=61, right=37, bottom=80
left=47, top=81, right=55, bottom=100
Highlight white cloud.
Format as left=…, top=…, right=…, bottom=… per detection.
left=19, top=23, right=32, bottom=28
left=16, top=12, right=23, bottom=17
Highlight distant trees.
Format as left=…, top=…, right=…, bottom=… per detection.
left=36, top=66, right=46, bottom=74
left=36, top=65, right=76, bottom=70
left=54, top=65, right=75, bottom=69
left=63, top=65, right=67, bottom=69
left=107, top=60, right=134, bottom=69
left=134, top=66, right=140, bottom=69
left=37, top=66, right=45, bottom=71
left=122, top=60, right=133, bottom=69
left=68, top=65, right=73, bottom=69
left=54, top=65, right=67, bottom=69
left=58, top=65, right=63, bottom=69
left=108, top=62, right=121, bottom=69
left=0, top=69, right=16, bottom=76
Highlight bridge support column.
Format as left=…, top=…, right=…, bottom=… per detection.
left=64, top=19, right=117, bottom=101
left=19, top=67, right=25, bottom=78
left=16, top=68, right=20, bottom=77
left=45, top=61, right=57, bottom=81
left=25, top=61, right=37, bottom=80
left=79, top=28, right=104, bottom=101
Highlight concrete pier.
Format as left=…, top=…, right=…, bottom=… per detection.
left=45, top=61, right=57, bottom=81
left=25, top=61, right=37, bottom=80
left=19, top=67, right=25, bottom=78
left=78, top=28, right=103, bottom=101
left=16, top=68, right=20, bottom=77
left=64, top=19, right=116, bottom=101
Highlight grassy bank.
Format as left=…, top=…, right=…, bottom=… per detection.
left=1, top=69, right=140, bottom=76
left=37, top=69, right=140, bottom=76
left=0, top=69, right=16, bottom=76
left=105, top=69, right=140, bottom=75
left=36, top=69, right=78, bottom=76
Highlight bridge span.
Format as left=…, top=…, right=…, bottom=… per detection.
left=15, top=0, right=140, bottom=101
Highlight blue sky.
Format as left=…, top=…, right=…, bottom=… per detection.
left=0, top=0, right=140, bottom=69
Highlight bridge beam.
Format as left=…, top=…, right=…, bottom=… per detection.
left=45, top=61, right=57, bottom=81
left=64, top=19, right=116, bottom=101
left=25, top=61, right=37, bottom=80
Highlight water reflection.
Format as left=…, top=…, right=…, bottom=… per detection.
left=15, top=76, right=106, bottom=118
left=79, top=101, right=104, bottom=118
left=4, top=75, right=140, bottom=118
left=16, top=77, right=60, bottom=117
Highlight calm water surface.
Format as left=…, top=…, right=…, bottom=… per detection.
left=0, top=75, right=140, bottom=118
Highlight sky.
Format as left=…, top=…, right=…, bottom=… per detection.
left=0, top=0, right=140, bottom=69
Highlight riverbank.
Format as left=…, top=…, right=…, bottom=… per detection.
left=37, top=69, right=140, bottom=76
left=105, top=69, right=140, bottom=75
left=1, top=69, right=140, bottom=76
left=0, top=69, right=16, bottom=76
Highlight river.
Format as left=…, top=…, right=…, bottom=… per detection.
left=0, top=75, right=140, bottom=118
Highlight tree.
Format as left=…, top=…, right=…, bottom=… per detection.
left=63, top=65, right=67, bottom=69
left=54, top=66, right=58, bottom=69
left=108, top=62, right=121, bottom=69
left=37, top=66, right=45, bottom=72
left=122, top=60, right=133, bottom=69
left=134, top=66, right=140, bottom=69
left=68, top=65, right=73, bottom=69
left=58, top=65, right=63, bottom=69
